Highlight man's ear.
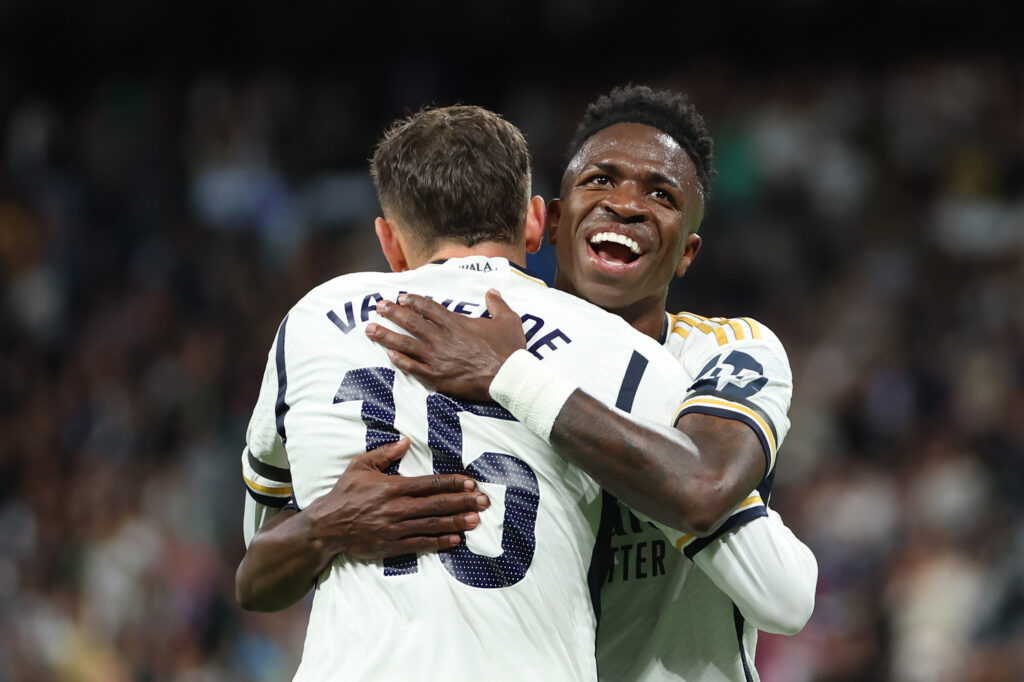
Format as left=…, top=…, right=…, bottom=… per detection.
left=675, top=233, right=702, bottom=278
left=375, top=217, right=409, bottom=272
left=524, top=195, right=546, bottom=255
left=546, top=198, right=562, bottom=246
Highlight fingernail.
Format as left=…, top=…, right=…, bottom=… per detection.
left=476, top=494, right=489, bottom=508
left=397, top=294, right=408, bottom=304
left=377, top=300, right=390, bottom=312
left=463, top=479, right=477, bottom=491
left=366, top=323, right=377, bottom=335
left=465, top=512, right=480, bottom=526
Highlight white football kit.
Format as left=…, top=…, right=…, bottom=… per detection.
left=242, top=256, right=692, bottom=682
left=596, top=313, right=817, bottom=682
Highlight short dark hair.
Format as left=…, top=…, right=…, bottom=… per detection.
left=371, top=105, right=532, bottom=249
left=566, top=85, right=715, bottom=198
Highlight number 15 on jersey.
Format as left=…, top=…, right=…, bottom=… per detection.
left=335, top=367, right=540, bottom=589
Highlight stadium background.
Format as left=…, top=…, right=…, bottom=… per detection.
left=1, top=1, right=1022, bottom=679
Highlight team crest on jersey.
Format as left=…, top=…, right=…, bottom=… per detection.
left=689, top=351, right=767, bottom=399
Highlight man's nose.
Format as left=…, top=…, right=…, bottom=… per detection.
left=599, top=182, right=648, bottom=222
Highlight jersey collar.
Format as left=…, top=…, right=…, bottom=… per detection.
left=427, top=257, right=546, bottom=283
left=660, top=312, right=671, bottom=345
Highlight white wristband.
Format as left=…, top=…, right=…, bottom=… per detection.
left=489, top=349, right=579, bottom=442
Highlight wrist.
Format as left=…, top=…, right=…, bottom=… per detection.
left=306, top=499, right=346, bottom=559
left=488, top=349, right=579, bottom=442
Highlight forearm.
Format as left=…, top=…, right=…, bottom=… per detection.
left=369, top=295, right=783, bottom=537
left=236, top=505, right=334, bottom=612
left=693, top=509, right=817, bottom=634
left=236, top=440, right=488, bottom=612
left=488, top=349, right=761, bottom=535
left=550, top=390, right=748, bottom=535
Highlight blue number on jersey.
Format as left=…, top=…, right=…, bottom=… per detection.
left=334, top=367, right=417, bottom=575
left=335, top=367, right=540, bottom=587
left=428, top=394, right=538, bottom=588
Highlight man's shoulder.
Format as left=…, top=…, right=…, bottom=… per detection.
left=266, top=271, right=401, bottom=355
left=526, top=286, right=636, bottom=331
left=524, top=285, right=609, bottom=316
left=666, top=311, right=787, bottom=357
left=524, top=287, right=672, bottom=357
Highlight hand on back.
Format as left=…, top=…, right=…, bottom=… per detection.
left=367, top=289, right=525, bottom=402
left=311, top=438, right=490, bottom=560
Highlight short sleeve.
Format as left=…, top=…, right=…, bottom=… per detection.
left=671, top=314, right=792, bottom=481
left=241, top=317, right=293, bottom=509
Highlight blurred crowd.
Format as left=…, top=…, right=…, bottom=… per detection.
left=1, top=55, right=1022, bottom=681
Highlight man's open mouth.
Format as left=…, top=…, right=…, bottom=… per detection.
left=588, top=231, right=643, bottom=265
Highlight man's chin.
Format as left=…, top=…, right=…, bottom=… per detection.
left=573, top=277, right=643, bottom=312
left=558, top=256, right=649, bottom=309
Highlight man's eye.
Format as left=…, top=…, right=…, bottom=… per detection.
left=586, top=174, right=611, bottom=185
left=651, top=189, right=674, bottom=205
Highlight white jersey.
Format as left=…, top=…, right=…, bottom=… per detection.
left=242, top=256, right=690, bottom=682
left=597, top=312, right=813, bottom=682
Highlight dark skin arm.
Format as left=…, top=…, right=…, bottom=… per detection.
left=367, top=293, right=763, bottom=536
left=236, top=438, right=490, bottom=611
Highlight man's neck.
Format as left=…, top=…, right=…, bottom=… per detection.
left=417, top=242, right=526, bottom=268
left=607, top=302, right=667, bottom=341
left=554, top=273, right=667, bottom=342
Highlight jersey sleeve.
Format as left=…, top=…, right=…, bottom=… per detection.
left=671, top=315, right=792, bottom=484
left=692, top=508, right=817, bottom=635
left=659, top=314, right=794, bottom=557
left=241, top=318, right=293, bottom=512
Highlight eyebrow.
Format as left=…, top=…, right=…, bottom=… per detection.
left=593, top=162, right=682, bottom=190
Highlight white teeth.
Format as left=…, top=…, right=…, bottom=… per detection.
left=589, top=232, right=642, bottom=255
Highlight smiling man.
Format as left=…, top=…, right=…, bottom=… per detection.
left=550, top=89, right=807, bottom=681
left=552, top=120, right=706, bottom=341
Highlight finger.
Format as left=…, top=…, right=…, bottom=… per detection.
left=366, top=323, right=429, bottom=359
left=383, top=533, right=465, bottom=557
left=390, top=491, right=490, bottom=520
left=385, top=348, right=438, bottom=381
left=392, top=511, right=482, bottom=537
left=392, top=472, right=478, bottom=495
left=376, top=299, right=441, bottom=339
left=353, top=437, right=411, bottom=471
left=485, top=289, right=518, bottom=320
left=396, top=293, right=459, bottom=328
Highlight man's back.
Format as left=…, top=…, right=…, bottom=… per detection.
left=244, top=256, right=687, bottom=681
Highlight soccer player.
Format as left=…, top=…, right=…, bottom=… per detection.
left=368, top=86, right=816, bottom=681
left=240, top=104, right=757, bottom=681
